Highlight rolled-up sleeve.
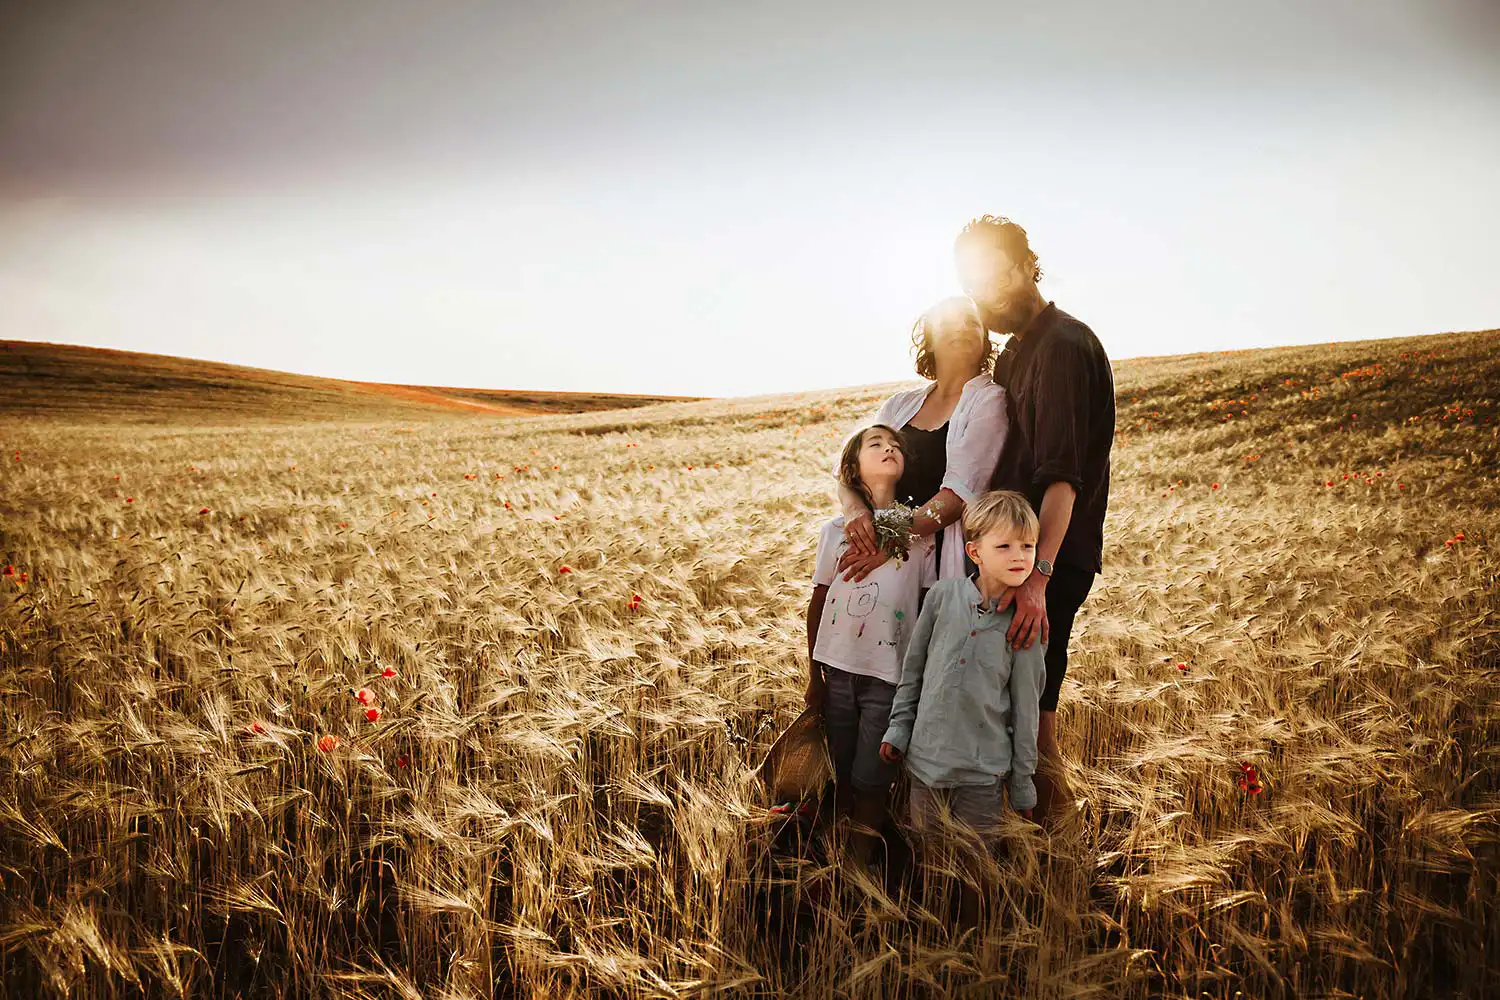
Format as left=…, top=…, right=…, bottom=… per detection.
left=940, top=384, right=1008, bottom=504
left=1029, top=340, right=1088, bottom=494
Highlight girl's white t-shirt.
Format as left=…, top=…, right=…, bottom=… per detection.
left=811, top=514, right=938, bottom=684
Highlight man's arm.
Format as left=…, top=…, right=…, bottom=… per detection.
left=1007, top=339, right=1089, bottom=649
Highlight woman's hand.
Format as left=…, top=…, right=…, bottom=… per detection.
left=837, top=546, right=891, bottom=582
left=842, top=510, right=877, bottom=556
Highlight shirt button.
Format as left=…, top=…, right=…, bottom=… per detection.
left=970, top=631, right=977, bottom=637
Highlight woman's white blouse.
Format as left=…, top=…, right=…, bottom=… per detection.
left=837, top=374, right=1009, bottom=581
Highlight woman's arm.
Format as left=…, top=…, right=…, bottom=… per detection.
left=909, top=487, right=965, bottom=539
left=917, top=385, right=1010, bottom=539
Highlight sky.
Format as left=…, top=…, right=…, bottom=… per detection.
left=1, top=1, right=1497, bottom=397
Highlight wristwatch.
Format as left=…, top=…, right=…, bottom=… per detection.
left=1035, top=558, right=1054, bottom=577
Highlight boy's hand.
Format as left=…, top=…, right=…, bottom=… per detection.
left=879, top=742, right=904, bottom=764
left=804, top=675, right=828, bottom=711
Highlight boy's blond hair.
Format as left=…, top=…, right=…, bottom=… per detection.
left=962, top=490, right=1039, bottom=544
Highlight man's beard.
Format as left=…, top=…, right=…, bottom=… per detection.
left=982, top=298, right=1034, bottom=335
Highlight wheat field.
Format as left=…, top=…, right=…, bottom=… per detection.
left=2, top=330, right=1497, bottom=999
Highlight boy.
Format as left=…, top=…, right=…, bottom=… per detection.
left=879, top=490, right=1045, bottom=844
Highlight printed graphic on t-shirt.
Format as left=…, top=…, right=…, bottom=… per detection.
left=810, top=517, right=936, bottom=684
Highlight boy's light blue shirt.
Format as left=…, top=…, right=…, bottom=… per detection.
left=881, top=575, right=1047, bottom=811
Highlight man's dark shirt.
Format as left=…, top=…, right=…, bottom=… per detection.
left=989, top=302, right=1115, bottom=575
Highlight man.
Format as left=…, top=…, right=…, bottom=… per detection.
left=954, top=215, right=1115, bottom=826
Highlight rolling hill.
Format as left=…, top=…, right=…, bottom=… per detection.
left=0, top=340, right=702, bottom=422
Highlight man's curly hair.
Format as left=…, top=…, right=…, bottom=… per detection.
left=956, top=215, right=1043, bottom=284
left=910, top=295, right=998, bottom=380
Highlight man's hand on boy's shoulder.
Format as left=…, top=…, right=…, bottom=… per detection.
left=1006, top=571, right=1050, bottom=650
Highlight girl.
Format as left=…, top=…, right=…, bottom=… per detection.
left=806, top=424, right=936, bottom=865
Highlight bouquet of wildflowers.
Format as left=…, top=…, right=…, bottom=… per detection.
left=872, top=502, right=919, bottom=564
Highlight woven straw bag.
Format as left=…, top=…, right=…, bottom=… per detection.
left=757, top=708, right=833, bottom=802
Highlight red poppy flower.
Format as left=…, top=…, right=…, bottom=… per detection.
left=317, top=734, right=339, bottom=753
left=356, top=688, right=375, bottom=706
left=1176, top=662, right=1188, bottom=672
left=200, top=507, right=210, bottom=514
left=126, top=497, right=135, bottom=503
left=396, top=754, right=410, bottom=768
left=552, top=465, right=560, bottom=470
left=1455, top=532, right=1465, bottom=541
left=19, top=573, right=28, bottom=583
left=365, top=707, right=381, bottom=722
left=629, top=594, right=642, bottom=611
left=248, top=721, right=266, bottom=735
left=382, top=666, right=397, bottom=679
left=2, top=566, right=11, bottom=576
left=1211, top=483, right=1220, bottom=490
left=558, top=565, right=573, bottom=574
left=503, top=501, right=512, bottom=510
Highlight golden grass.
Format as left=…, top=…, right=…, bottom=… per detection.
left=1, top=328, right=1497, bottom=998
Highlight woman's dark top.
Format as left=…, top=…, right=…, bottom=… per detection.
left=896, top=420, right=950, bottom=577
left=896, top=421, right=948, bottom=510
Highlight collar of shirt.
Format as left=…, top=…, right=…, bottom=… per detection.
left=992, top=301, right=1057, bottom=388
left=1013, top=300, right=1058, bottom=344
left=964, top=574, right=1013, bottom=627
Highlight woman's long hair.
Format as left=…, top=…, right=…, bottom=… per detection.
left=837, top=424, right=907, bottom=513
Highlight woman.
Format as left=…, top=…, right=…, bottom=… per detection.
left=836, top=296, right=1008, bottom=583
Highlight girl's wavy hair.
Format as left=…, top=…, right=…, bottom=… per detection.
left=910, top=295, right=998, bottom=380
left=837, top=424, right=907, bottom=513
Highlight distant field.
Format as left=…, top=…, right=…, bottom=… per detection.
left=0, top=340, right=702, bottom=422
left=1, top=328, right=1497, bottom=998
